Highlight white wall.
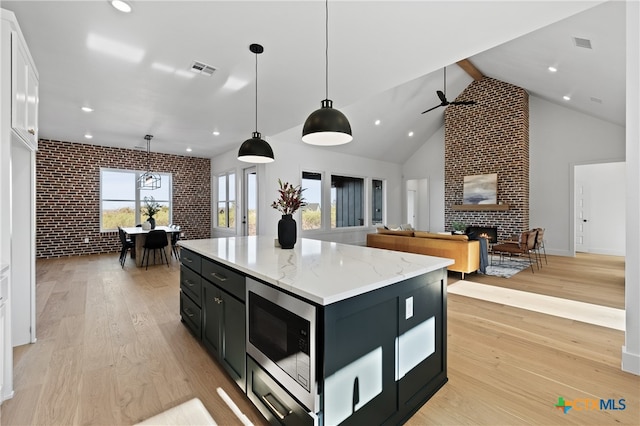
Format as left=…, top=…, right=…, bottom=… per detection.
left=623, top=0, right=639, bottom=375
left=529, top=96, right=625, bottom=256
left=574, top=162, right=625, bottom=256
left=210, top=138, right=403, bottom=246
left=403, top=126, right=445, bottom=232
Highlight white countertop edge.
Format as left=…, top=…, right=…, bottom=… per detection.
left=179, top=238, right=453, bottom=306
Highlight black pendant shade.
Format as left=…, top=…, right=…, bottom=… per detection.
left=302, top=99, right=352, bottom=146
left=302, top=0, right=352, bottom=146
left=238, top=131, right=274, bottom=163
left=238, top=43, right=274, bottom=163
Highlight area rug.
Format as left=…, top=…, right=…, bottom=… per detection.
left=480, top=255, right=533, bottom=278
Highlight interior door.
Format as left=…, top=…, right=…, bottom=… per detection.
left=243, top=167, right=257, bottom=236
left=575, top=178, right=590, bottom=252
left=407, top=189, right=416, bottom=228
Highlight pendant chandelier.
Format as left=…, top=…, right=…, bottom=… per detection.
left=238, top=43, right=275, bottom=163
left=138, top=134, right=161, bottom=190
left=302, top=0, right=352, bottom=146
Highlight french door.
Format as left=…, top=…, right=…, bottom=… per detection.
left=242, top=167, right=258, bottom=236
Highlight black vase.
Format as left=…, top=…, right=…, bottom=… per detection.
left=148, top=217, right=156, bottom=229
left=278, top=214, right=296, bottom=249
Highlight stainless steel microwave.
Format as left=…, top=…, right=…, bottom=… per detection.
left=246, top=278, right=319, bottom=413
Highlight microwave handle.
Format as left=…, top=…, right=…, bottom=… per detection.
left=261, top=392, right=292, bottom=421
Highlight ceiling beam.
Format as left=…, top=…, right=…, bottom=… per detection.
left=457, top=59, right=484, bottom=81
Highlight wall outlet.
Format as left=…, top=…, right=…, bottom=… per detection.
left=180, top=232, right=185, bottom=238
left=84, top=237, right=89, bottom=243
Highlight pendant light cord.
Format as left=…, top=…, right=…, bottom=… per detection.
left=255, top=51, right=258, bottom=132
left=325, top=0, right=329, bottom=100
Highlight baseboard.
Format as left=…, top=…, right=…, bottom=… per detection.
left=621, top=346, right=640, bottom=375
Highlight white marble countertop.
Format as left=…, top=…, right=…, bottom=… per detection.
left=178, top=237, right=453, bottom=305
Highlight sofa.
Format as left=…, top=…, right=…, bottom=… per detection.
left=366, top=229, right=480, bottom=279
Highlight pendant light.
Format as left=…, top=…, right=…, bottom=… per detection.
left=302, top=0, right=352, bottom=146
left=138, top=134, right=161, bottom=190
left=238, top=43, right=275, bottom=163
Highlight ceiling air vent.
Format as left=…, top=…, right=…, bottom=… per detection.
left=573, top=37, right=592, bottom=49
left=190, top=61, right=217, bottom=76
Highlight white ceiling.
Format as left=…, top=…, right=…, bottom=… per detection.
left=2, top=1, right=623, bottom=164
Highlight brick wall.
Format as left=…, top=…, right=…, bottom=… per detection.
left=444, top=77, right=529, bottom=242
left=36, top=139, right=211, bottom=258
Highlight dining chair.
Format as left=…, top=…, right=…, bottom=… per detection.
left=491, top=229, right=538, bottom=273
left=141, top=229, right=170, bottom=270
left=118, top=226, right=134, bottom=268
left=534, top=227, right=547, bottom=265
left=171, top=230, right=180, bottom=260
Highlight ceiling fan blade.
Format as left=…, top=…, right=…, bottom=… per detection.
left=421, top=104, right=442, bottom=114
left=450, top=100, right=477, bottom=105
left=436, top=90, right=447, bottom=103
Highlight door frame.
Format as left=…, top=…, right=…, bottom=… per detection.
left=242, top=166, right=258, bottom=236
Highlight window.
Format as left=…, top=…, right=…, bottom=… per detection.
left=100, top=168, right=172, bottom=231
left=217, top=171, right=236, bottom=228
left=301, top=171, right=322, bottom=230
left=372, top=179, right=384, bottom=225
left=331, top=175, right=364, bottom=228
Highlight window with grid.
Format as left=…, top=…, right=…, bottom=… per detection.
left=217, top=171, right=236, bottom=228
left=100, top=168, right=172, bottom=231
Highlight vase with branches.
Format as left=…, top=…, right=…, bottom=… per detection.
left=142, top=196, right=161, bottom=229
left=271, top=179, right=306, bottom=249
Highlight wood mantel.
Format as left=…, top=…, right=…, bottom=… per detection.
left=451, top=204, right=509, bottom=211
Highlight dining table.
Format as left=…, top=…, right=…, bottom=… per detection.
left=121, top=225, right=179, bottom=267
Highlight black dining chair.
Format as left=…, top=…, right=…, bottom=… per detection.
left=141, top=229, right=170, bottom=270
left=118, top=227, right=134, bottom=268
left=171, top=230, right=180, bottom=260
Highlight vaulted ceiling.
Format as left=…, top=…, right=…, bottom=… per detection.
left=2, top=1, right=623, bottom=164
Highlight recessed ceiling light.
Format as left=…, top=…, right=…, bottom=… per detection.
left=81, top=106, right=94, bottom=112
left=563, top=95, right=571, bottom=101
left=84, top=134, right=93, bottom=139
left=111, top=0, right=132, bottom=13
left=374, top=119, right=381, bottom=126
left=186, top=148, right=193, bottom=152
left=408, top=131, right=414, bottom=137
left=212, top=131, right=220, bottom=136
left=548, top=66, right=557, bottom=73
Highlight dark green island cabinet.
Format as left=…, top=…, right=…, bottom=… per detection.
left=178, top=237, right=452, bottom=426
left=180, top=247, right=246, bottom=391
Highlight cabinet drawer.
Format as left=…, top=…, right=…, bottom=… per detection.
left=180, top=290, right=202, bottom=339
left=247, top=356, right=316, bottom=426
left=202, top=258, right=245, bottom=302
left=180, top=265, right=202, bottom=306
left=180, top=248, right=202, bottom=274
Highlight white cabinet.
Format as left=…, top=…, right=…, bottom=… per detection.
left=0, top=264, right=8, bottom=402
left=1, top=8, right=38, bottom=403
left=10, top=25, right=38, bottom=150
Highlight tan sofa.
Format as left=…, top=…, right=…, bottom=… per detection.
left=366, top=229, right=480, bottom=278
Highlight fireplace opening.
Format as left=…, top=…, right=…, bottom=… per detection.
left=465, top=226, right=498, bottom=244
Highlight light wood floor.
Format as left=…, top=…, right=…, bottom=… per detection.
left=1, top=252, right=637, bottom=425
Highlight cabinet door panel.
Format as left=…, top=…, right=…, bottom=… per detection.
left=221, top=291, right=245, bottom=391
left=397, top=278, right=445, bottom=407
left=11, top=32, right=27, bottom=135
left=324, top=298, right=397, bottom=426
left=202, top=281, right=221, bottom=355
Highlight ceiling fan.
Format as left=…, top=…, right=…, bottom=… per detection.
left=421, top=67, right=476, bottom=114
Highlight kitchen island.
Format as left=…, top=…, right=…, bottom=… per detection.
left=178, top=237, right=452, bottom=425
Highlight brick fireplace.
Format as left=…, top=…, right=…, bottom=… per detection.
left=444, top=77, right=529, bottom=242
